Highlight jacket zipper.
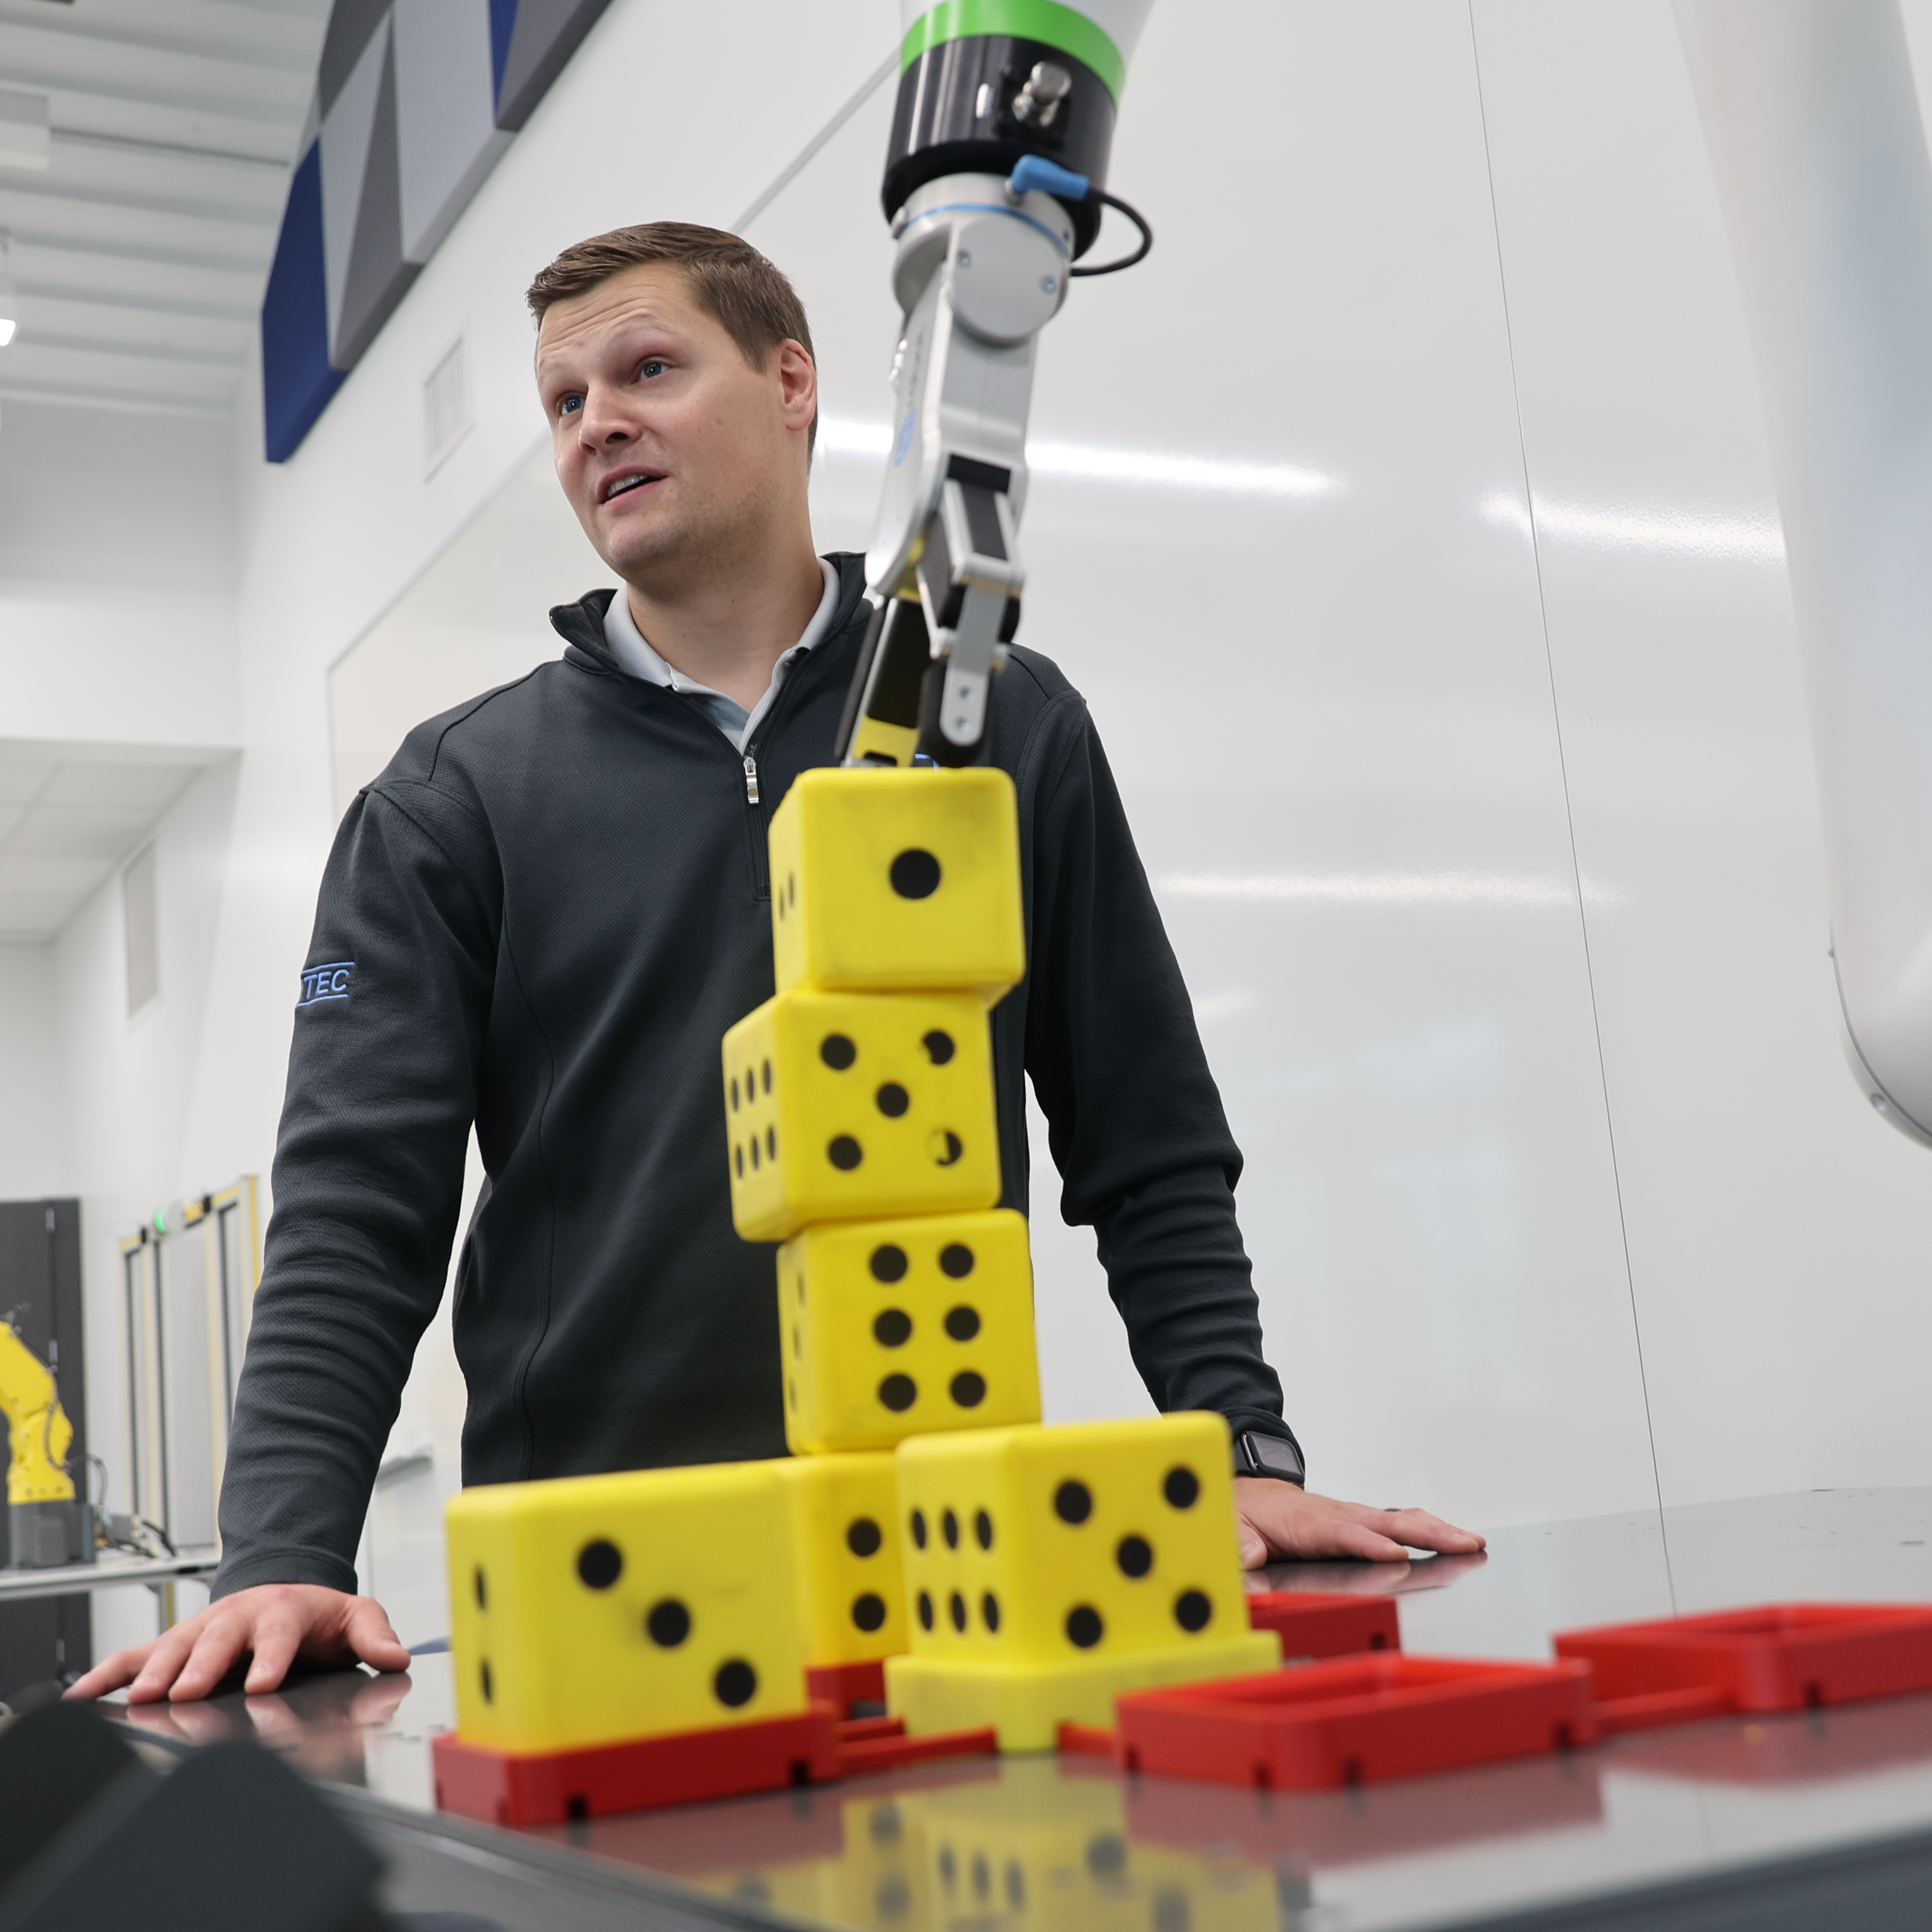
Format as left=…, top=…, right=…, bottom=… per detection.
left=736, top=609, right=856, bottom=899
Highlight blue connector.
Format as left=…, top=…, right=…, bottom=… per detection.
left=1008, top=155, right=1090, bottom=203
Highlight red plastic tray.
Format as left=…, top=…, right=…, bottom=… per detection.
left=1244, top=1589, right=1401, bottom=1657
left=433, top=1705, right=842, bottom=1826
left=807, top=1658, right=888, bottom=1715
left=1555, top=1603, right=1932, bottom=1714
left=1114, top=1654, right=1596, bottom=1790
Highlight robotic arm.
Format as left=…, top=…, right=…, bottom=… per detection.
left=1677, top=1, right=1932, bottom=1145
left=0, top=1318, right=90, bottom=1568
left=836, top=0, right=1155, bottom=769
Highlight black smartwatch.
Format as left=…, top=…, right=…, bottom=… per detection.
left=1233, top=1430, right=1306, bottom=1487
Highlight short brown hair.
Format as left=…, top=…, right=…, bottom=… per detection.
left=527, top=222, right=816, bottom=450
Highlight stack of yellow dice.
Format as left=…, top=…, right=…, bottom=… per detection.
left=727, top=767, right=1278, bottom=1752
left=439, top=765, right=1278, bottom=1784
left=724, top=766, right=1044, bottom=1705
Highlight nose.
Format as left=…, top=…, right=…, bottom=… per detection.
left=576, top=384, right=636, bottom=449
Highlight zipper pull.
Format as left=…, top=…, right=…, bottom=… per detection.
left=743, top=755, right=761, bottom=805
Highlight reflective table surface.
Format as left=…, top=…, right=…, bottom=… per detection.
left=113, top=1489, right=1932, bottom=1931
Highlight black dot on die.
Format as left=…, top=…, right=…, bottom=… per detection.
left=944, top=1305, right=981, bottom=1342
left=890, top=848, right=942, bottom=899
left=1066, top=1605, right=1104, bottom=1649
left=821, top=1034, right=857, bottom=1070
left=974, top=1509, right=994, bottom=1550
left=765, top=1126, right=776, bottom=1160
left=473, top=1566, right=486, bottom=1610
left=847, top=1516, right=883, bottom=1558
left=1087, top=1834, right=1126, bottom=1877
left=1054, top=1480, right=1093, bottom=1525
left=1164, top=1466, right=1201, bottom=1510
left=1116, top=1535, right=1153, bottom=1579
left=917, top=1590, right=934, bottom=1631
left=879, top=1373, right=917, bottom=1411
left=871, top=1244, right=908, bottom=1283
left=829, top=1135, right=863, bottom=1170
left=762, top=1060, right=772, bottom=1094
left=749, top=1138, right=760, bottom=1170
left=713, top=1660, right=757, bottom=1707
left=577, top=1540, right=622, bottom=1589
left=950, top=1371, right=987, bottom=1408
left=852, top=1593, right=888, bottom=1633
left=646, top=1598, right=691, bottom=1647
left=940, top=1244, right=975, bottom=1279
left=949, top=1591, right=967, bottom=1632
left=480, top=1658, right=493, bottom=1702
left=1175, top=1589, right=1213, bottom=1633
left=1153, top=1889, right=1188, bottom=1932
left=982, top=1591, right=1001, bottom=1632
left=729, top=1077, right=739, bottom=1111
left=923, top=1030, right=955, bottom=1065
left=931, top=1131, right=964, bottom=1166
left=942, top=1508, right=959, bottom=1549
left=909, top=1508, right=927, bottom=1549
left=874, top=1308, right=912, bottom=1347
left=875, top=1083, right=909, bottom=1117
left=734, top=1146, right=743, bottom=1177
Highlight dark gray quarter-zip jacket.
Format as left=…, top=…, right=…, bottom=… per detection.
left=213, top=552, right=1294, bottom=1597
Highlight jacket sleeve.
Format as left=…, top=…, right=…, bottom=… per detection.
left=1021, top=699, right=1298, bottom=1455
left=211, top=781, right=497, bottom=1597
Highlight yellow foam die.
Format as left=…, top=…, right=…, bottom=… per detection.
left=447, top=1462, right=808, bottom=1755
left=884, top=1638, right=1279, bottom=1754
left=887, top=1414, right=1280, bottom=1749
left=770, top=766, right=1024, bottom=1000
left=776, top=1452, right=909, bottom=1667
left=723, top=988, right=1000, bottom=1241
left=779, top=1210, right=1041, bottom=1454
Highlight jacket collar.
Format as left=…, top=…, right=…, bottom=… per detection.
left=551, top=552, right=871, bottom=674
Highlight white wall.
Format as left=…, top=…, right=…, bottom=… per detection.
left=0, top=400, right=239, bottom=752
left=0, top=942, right=61, bottom=1198
left=19, top=0, right=1932, bottom=1652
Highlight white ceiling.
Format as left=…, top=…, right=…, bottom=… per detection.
left=0, top=0, right=329, bottom=414
left=0, top=740, right=230, bottom=937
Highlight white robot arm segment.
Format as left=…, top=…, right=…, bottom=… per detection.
left=1677, top=0, right=1932, bottom=1145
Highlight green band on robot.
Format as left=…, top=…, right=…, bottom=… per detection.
left=899, top=0, right=1126, bottom=101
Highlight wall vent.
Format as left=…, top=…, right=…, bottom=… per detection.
left=123, top=844, right=159, bottom=1017
left=423, top=334, right=472, bottom=477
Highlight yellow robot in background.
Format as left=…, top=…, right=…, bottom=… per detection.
left=0, top=1316, right=90, bottom=1569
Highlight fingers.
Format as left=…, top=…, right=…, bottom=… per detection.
left=344, top=1600, right=410, bottom=1674
left=165, top=1610, right=258, bottom=1703
left=239, top=1604, right=310, bottom=1696
left=65, top=1642, right=160, bottom=1702
left=126, top=1618, right=217, bottom=1704
left=1379, top=1508, right=1486, bottom=1555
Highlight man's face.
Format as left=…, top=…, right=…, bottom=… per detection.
left=535, top=262, right=815, bottom=585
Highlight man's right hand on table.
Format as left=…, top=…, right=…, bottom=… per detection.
left=64, top=1583, right=410, bottom=1704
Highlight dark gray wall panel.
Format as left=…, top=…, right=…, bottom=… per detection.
left=496, top=0, right=615, bottom=132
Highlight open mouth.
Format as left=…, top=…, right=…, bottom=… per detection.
left=602, top=470, right=664, bottom=504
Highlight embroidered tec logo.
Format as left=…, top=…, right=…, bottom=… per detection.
left=298, top=961, right=354, bottom=1008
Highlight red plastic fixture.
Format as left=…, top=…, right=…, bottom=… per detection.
left=1555, top=1603, right=1932, bottom=1715
left=1114, top=1653, right=1596, bottom=1790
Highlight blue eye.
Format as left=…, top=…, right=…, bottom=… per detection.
left=639, top=359, right=667, bottom=380
left=558, top=393, right=584, bottom=417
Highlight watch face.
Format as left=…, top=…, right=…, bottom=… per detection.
left=1243, top=1434, right=1304, bottom=1482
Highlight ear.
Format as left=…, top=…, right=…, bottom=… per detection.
left=774, top=338, right=817, bottom=435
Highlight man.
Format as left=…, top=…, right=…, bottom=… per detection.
left=73, top=224, right=1480, bottom=1706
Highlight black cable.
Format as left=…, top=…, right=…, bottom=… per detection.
left=1070, top=190, right=1152, bottom=277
